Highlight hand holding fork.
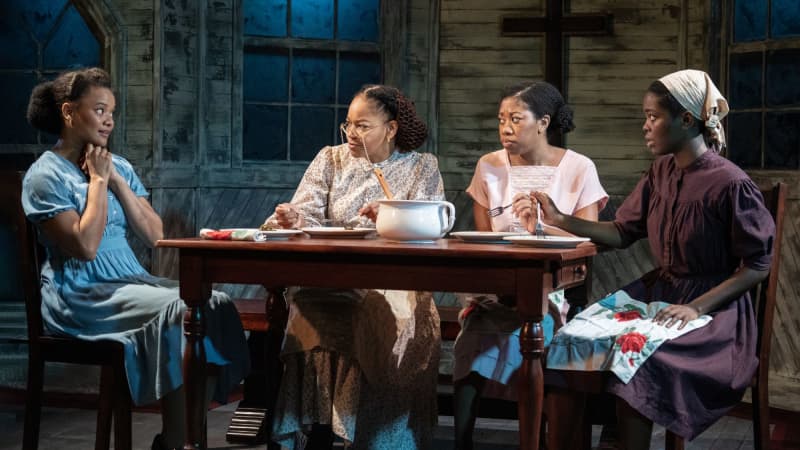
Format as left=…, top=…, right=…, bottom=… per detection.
left=489, top=193, right=545, bottom=238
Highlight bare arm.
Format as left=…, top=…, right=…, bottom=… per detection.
left=39, top=145, right=111, bottom=260
left=653, top=266, right=768, bottom=329
left=109, top=169, right=163, bottom=246
left=472, top=202, right=493, bottom=232
left=528, top=191, right=623, bottom=247
left=572, top=202, right=599, bottom=221
left=512, top=191, right=620, bottom=244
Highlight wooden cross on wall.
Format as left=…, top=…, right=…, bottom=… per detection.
left=502, top=0, right=613, bottom=137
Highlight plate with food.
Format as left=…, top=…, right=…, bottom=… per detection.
left=449, top=231, right=528, bottom=244
left=502, top=235, right=591, bottom=248
left=300, top=227, right=376, bottom=239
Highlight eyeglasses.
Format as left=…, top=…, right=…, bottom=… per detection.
left=339, top=121, right=387, bottom=138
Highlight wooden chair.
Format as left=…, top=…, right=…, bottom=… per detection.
left=548, top=182, right=788, bottom=450
left=664, top=181, right=787, bottom=450
left=0, top=170, right=132, bottom=450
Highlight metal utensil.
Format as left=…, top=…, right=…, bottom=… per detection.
left=487, top=203, right=512, bottom=217
left=535, top=202, right=545, bottom=239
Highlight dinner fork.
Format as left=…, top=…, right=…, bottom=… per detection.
left=487, top=203, right=512, bottom=217
left=535, top=202, right=545, bottom=238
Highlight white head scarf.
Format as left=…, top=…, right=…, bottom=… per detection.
left=658, top=69, right=729, bottom=149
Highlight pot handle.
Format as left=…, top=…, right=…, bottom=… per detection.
left=439, top=201, right=456, bottom=236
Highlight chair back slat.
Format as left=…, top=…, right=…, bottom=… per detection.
left=0, top=170, right=42, bottom=343
left=0, top=170, right=45, bottom=341
left=753, top=182, right=787, bottom=373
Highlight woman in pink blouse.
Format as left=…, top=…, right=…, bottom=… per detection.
left=453, top=80, right=608, bottom=449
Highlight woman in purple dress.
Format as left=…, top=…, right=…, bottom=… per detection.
left=524, top=69, right=775, bottom=449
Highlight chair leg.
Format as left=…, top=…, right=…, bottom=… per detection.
left=23, top=354, right=45, bottom=450
left=545, top=387, right=588, bottom=450
left=112, top=365, right=132, bottom=450
left=95, top=366, right=114, bottom=450
left=753, top=378, right=770, bottom=450
left=665, top=430, right=684, bottom=450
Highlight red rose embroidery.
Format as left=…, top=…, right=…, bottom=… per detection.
left=613, top=310, right=643, bottom=322
left=206, top=230, right=233, bottom=240
left=629, top=357, right=635, bottom=367
left=616, top=331, right=647, bottom=354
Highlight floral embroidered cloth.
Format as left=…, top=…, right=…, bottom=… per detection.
left=199, top=228, right=268, bottom=241
left=546, top=290, right=713, bottom=383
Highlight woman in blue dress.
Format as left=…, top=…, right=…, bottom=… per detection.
left=22, top=67, right=249, bottom=450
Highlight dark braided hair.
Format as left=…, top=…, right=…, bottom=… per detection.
left=27, top=67, right=112, bottom=135
left=357, top=84, right=428, bottom=151
left=647, top=80, right=720, bottom=153
left=500, top=81, right=575, bottom=139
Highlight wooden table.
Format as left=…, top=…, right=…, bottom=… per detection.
left=157, top=236, right=596, bottom=450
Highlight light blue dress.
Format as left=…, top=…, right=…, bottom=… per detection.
left=21, top=151, right=249, bottom=405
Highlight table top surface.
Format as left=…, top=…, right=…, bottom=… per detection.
left=157, top=236, right=597, bottom=262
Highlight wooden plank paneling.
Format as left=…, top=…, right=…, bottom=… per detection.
left=770, top=198, right=800, bottom=378
left=152, top=188, right=196, bottom=279
left=158, top=0, right=199, bottom=166
left=203, top=0, right=234, bottom=167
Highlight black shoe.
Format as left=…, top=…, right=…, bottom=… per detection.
left=151, top=433, right=169, bottom=450
left=307, top=424, right=334, bottom=450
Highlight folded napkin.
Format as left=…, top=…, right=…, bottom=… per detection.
left=546, top=290, right=713, bottom=383
left=199, top=228, right=269, bottom=242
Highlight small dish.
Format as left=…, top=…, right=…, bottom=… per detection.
left=301, top=227, right=376, bottom=239
left=450, top=231, right=527, bottom=244
left=502, top=235, right=591, bottom=248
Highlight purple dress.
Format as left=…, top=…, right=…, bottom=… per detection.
left=608, top=151, right=774, bottom=440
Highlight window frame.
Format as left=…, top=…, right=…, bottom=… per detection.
left=0, top=0, right=127, bottom=155
left=234, top=0, right=406, bottom=167
left=719, top=0, right=800, bottom=170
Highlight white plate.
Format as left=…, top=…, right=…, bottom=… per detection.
left=450, top=231, right=528, bottom=244
left=301, top=227, right=376, bottom=239
left=502, top=235, right=591, bottom=248
left=220, top=228, right=303, bottom=240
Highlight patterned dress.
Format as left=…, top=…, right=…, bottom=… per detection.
left=21, top=151, right=249, bottom=405
left=270, top=144, right=445, bottom=450
left=600, top=151, right=773, bottom=439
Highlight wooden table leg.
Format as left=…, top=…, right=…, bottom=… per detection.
left=180, top=252, right=211, bottom=450
left=516, top=266, right=549, bottom=450
left=518, top=319, right=545, bottom=450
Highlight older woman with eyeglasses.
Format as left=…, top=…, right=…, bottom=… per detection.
left=264, top=85, right=445, bottom=450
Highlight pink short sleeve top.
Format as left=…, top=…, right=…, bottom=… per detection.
left=466, top=149, right=609, bottom=232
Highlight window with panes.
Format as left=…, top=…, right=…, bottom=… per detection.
left=0, top=0, right=100, bottom=145
left=726, top=0, right=800, bottom=170
left=242, top=0, right=382, bottom=162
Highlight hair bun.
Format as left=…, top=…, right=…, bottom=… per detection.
left=554, top=104, right=575, bottom=134
left=27, top=81, right=62, bottom=135
left=395, top=95, right=428, bottom=151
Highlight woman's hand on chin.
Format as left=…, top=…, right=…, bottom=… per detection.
left=83, top=143, right=113, bottom=182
